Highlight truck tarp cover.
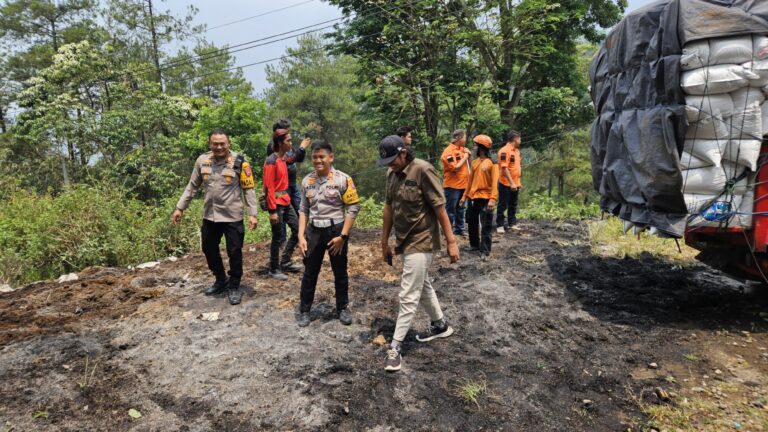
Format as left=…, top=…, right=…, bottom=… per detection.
left=589, top=0, right=768, bottom=237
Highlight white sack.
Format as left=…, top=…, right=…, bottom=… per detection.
left=681, top=64, right=758, bottom=95
left=743, top=60, right=768, bottom=87
left=723, top=139, right=761, bottom=170
left=681, top=36, right=754, bottom=71
left=680, top=150, right=714, bottom=169
left=686, top=190, right=754, bottom=228
left=685, top=115, right=730, bottom=140
left=762, top=101, right=768, bottom=135
left=683, top=139, right=726, bottom=166
left=681, top=165, right=728, bottom=195
left=731, top=86, right=766, bottom=108
left=754, top=34, right=768, bottom=60
left=729, top=105, right=763, bottom=140
left=685, top=93, right=734, bottom=122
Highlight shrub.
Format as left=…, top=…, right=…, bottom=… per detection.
left=518, top=193, right=600, bottom=220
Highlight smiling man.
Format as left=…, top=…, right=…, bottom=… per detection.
left=296, top=141, right=360, bottom=327
left=171, top=128, right=258, bottom=306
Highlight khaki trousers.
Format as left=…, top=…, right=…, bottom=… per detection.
left=393, top=252, right=444, bottom=342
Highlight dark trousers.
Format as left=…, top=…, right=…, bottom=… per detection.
left=270, top=204, right=299, bottom=270
left=466, top=199, right=494, bottom=255
left=299, top=223, right=349, bottom=312
left=444, top=187, right=466, bottom=234
left=201, top=219, right=244, bottom=281
left=279, top=182, right=302, bottom=243
left=496, top=183, right=519, bottom=227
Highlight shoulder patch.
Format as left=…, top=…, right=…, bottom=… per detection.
left=240, top=161, right=255, bottom=189
left=342, top=176, right=359, bottom=205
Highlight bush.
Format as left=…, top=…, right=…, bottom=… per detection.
left=0, top=185, right=386, bottom=287
left=0, top=186, right=202, bottom=286
left=518, top=193, right=600, bottom=221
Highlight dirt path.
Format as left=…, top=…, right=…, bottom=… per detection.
left=1, top=221, right=767, bottom=431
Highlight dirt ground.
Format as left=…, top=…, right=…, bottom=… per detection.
left=1, top=220, right=767, bottom=431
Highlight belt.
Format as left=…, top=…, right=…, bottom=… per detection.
left=274, top=190, right=289, bottom=197
left=310, top=219, right=337, bottom=228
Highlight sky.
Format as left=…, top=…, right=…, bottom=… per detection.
left=162, top=0, right=657, bottom=93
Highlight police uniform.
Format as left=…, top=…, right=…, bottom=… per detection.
left=176, top=151, right=257, bottom=285
left=298, top=167, right=360, bottom=314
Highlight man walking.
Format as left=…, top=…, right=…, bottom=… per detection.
left=378, top=135, right=459, bottom=373
left=171, top=129, right=258, bottom=305
left=496, top=130, right=522, bottom=233
left=264, top=129, right=303, bottom=280
left=296, top=141, right=360, bottom=327
left=441, top=129, right=470, bottom=236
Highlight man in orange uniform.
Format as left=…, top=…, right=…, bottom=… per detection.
left=496, top=130, right=522, bottom=233
left=460, top=135, right=498, bottom=258
left=441, top=129, right=470, bottom=236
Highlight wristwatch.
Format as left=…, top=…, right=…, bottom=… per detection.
left=340, top=234, right=349, bottom=242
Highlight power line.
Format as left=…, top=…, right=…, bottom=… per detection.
left=205, top=0, right=316, bottom=32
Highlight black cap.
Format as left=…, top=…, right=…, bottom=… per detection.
left=377, top=135, right=405, bottom=166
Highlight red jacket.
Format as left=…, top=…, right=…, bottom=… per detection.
left=263, top=153, right=291, bottom=211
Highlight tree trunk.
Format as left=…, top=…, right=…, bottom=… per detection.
left=0, top=106, right=6, bottom=134
left=146, top=0, right=164, bottom=89
left=421, top=85, right=440, bottom=161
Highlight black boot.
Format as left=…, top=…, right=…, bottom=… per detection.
left=227, top=278, right=243, bottom=305
left=205, top=277, right=228, bottom=295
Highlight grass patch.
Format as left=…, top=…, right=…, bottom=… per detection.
left=683, top=353, right=701, bottom=363
left=587, top=217, right=699, bottom=263
left=453, top=376, right=488, bottom=408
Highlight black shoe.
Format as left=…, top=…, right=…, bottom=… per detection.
left=384, top=346, right=402, bottom=372
left=461, top=245, right=480, bottom=253
left=268, top=269, right=288, bottom=280
left=281, top=261, right=303, bottom=273
left=338, top=308, right=352, bottom=325
left=297, top=311, right=310, bottom=327
left=227, top=281, right=242, bottom=305
left=205, top=278, right=228, bottom=295
left=416, top=322, right=455, bottom=342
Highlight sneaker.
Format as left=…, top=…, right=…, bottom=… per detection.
left=481, top=254, right=490, bottom=262
left=461, top=245, right=479, bottom=253
left=297, top=311, right=310, bottom=327
left=281, top=261, right=303, bottom=273
left=338, top=308, right=352, bottom=325
left=509, top=225, right=521, bottom=231
left=227, top=285, right=243, bottom=305
left=268, top=269, right=288, bottom=280
left=204, top=278, right=228, bottom=295
left=496, top=226, right=505, bottom=234
left=416, top=322, right=455, bottom=342
left=384, top=346, right=402, bottom=372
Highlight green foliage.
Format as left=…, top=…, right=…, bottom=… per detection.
left=354, top=195, right=386, bottom=229
left=265, top=34, right=382, bottom=196
left=518, top=193, right=600, bottom=220
left=179, top=93, right=269, bottom=167
left=0, top=186, right=202, bottom=286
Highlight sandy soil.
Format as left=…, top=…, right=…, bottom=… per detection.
left=1, top=221, right=767, bottom=431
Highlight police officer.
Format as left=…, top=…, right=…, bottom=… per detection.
left=171, top=128, right=258, bottom=306
left=296, top=141, right=360, bottom=327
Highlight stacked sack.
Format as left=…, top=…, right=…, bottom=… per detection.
left=679, top=34, right=768, bottom=228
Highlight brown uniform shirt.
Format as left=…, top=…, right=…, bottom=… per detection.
left=300, top=167, right=361, bottom=221
left=176, top=151, right=258, bottom=223
left=385, top=158, right=446, bottom=255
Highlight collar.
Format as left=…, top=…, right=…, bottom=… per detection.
left=314, top=167, right=335, bottom=182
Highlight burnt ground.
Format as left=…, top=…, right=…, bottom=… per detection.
left=1, top=220, right=767, bottom=431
